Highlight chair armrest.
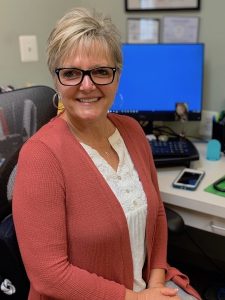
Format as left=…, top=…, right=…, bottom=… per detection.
left=165, top=207, right=185, bottom=234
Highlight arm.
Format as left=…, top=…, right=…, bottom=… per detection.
left=148, top=149, right=168, bottom=270
left=125, top=287, right=179, bottom=300
left=148, top=268, right=165, bottom=288
left=148, top=269, right=178, bottom=298
left=13, top=140, right=125, bottom=300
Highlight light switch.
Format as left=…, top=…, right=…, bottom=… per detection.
left=19, top=35, right=39, bottom=62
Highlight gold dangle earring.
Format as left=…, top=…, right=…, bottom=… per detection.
left=52, top=92, right=65, bottom=114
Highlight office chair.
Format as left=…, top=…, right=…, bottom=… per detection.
left=0, top=85, right=57, bottom=219
left=165, top=207, right=184, bottom=234
left=0, top=85, right=57, bottom=299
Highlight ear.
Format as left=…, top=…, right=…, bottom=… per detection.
left=53, top=76, right=59, bottom=90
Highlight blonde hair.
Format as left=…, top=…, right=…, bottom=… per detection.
left=47, top=7, right=122, bottom=75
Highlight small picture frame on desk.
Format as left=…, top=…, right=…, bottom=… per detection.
left=127, top=18, right=159, bottom=44
left=125, top=0, right=200, bottom=12
left=161, top=16, right=200, bottom=43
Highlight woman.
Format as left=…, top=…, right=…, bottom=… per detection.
left=13, top=7, right=201, bottom=300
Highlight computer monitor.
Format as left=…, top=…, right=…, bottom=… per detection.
left=110, top=43, right=204, bottom=133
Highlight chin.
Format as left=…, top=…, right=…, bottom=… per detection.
left=78, top=112, right=103, bottom=122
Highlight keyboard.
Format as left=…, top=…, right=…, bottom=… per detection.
left=148, top=137, right=199, bottom=167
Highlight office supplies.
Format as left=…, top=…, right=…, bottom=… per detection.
left=206, top=139, right=221, bottom=160
left=172, top=168, right=205, bottom=190
left=213, top=176, right=225, bottom=193
left=204, top=176, right=225, bottom=198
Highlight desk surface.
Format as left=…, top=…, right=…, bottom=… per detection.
left=158, top=142, right=225, bottom=235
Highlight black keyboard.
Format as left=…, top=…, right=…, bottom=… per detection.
left=149, top=137, right=199, bottom=167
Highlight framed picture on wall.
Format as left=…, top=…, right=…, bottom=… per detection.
left=125, top=0, right=200, bottom=12
left=127, top=18, right=159, bottom=43
left=161, top=16, right=200, bottom=43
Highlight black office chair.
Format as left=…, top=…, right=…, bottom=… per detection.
left=0, top=85, right=57, bottom=218
left=165, top=206, right=184, bottom=234
left=0, top=85, right=57, bottom=299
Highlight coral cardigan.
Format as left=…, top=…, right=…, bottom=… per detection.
left=13, top=113, right=201, bottom=300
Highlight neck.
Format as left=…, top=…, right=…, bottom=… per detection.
left=63, top=113, right=113, bottom=150
left=61, top=113, right=119, bottom=170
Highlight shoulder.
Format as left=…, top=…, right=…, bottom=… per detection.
left=19, top=117, right=70, bottom=161
left=31, top=116, right=64, bottom=141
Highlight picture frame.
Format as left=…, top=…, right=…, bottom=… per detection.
left=125, top=0, right=200, bottom=12
left=161, top=16, right=200, bottom=43
left=127, top=18, right=159, bottom=44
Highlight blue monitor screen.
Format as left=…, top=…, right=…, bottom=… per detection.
left=110, top=43, right=204, bottom=122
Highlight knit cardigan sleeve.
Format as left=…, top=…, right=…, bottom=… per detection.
left=148, top=153, right=168, bottom=270
left=13, top=139, right=126, bottom=300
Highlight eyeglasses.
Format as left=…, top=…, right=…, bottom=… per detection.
left=55, top=67, right=117, bottom=86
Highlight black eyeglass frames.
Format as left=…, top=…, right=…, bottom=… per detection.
left=55, top=67, right=117, bottom=86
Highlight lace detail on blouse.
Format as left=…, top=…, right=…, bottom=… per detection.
left=80, top=129, right=147, bottom=292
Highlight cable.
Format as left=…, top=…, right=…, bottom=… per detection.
left=153, top=125, right=210, bottom=142
left=153, top=125, right=180, bottom=138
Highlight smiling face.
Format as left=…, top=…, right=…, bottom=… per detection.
left=55, top=42, right=120, bottom=127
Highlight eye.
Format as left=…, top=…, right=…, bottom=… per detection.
left=61, top=69, right=81, bottom=79
left=92, top=68, right=111, bottom=77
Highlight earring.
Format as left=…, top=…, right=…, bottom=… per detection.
left=52, top=92, right=65, bottom=114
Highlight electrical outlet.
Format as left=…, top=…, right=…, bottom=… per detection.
left=19, top=35, right=38, bottom=62
left=199, top=110, right=218, bottom=139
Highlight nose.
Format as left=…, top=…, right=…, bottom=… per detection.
left=79, top=74, right=95, bottom=90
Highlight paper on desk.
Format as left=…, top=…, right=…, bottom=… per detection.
left=204, top=179, right=225, bottom=198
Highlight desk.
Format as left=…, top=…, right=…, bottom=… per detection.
left=158, top=142, right=225, bottom=236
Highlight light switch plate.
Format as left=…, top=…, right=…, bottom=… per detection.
left=19, top=35, right=38, bottom=62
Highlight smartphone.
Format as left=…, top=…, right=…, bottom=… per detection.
left=172, top=168, right=205, bottom=191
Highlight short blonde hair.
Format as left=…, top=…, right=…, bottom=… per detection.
left=47, top=7, right=122, bottom=75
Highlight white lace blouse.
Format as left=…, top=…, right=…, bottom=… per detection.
left=81, top=129, right=148, bottom=292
